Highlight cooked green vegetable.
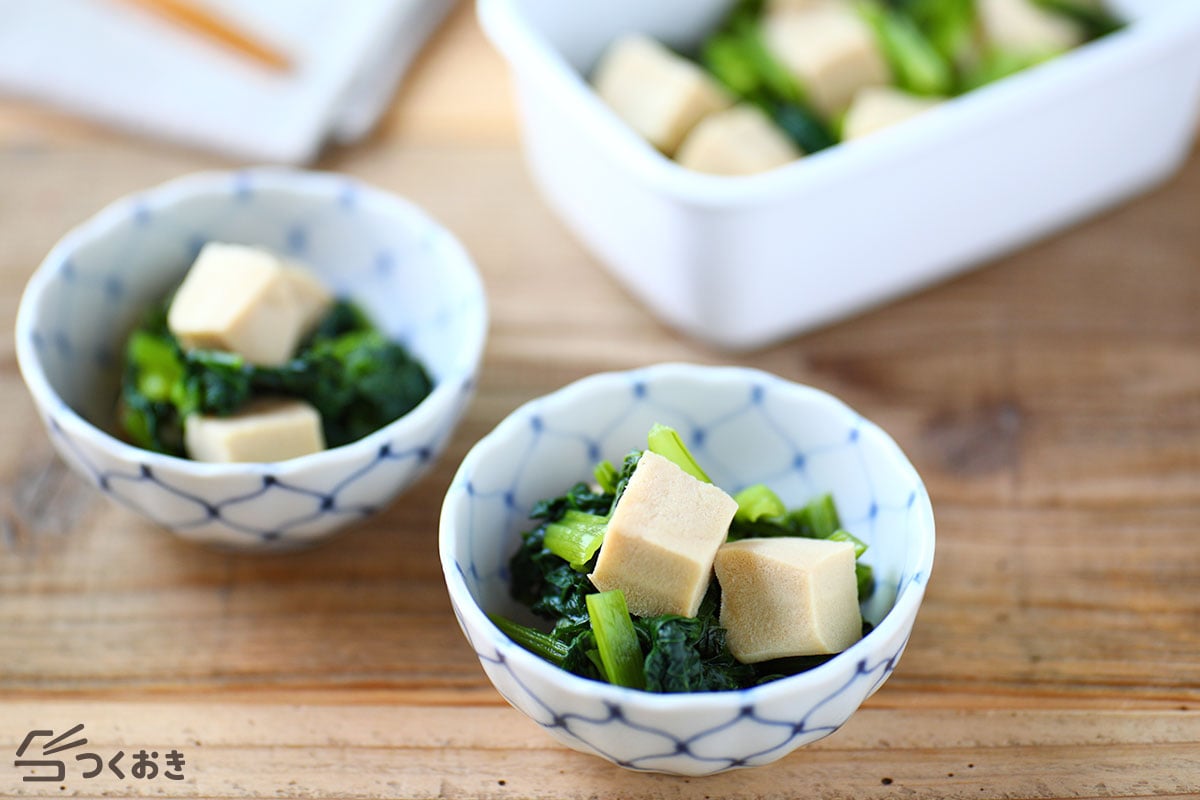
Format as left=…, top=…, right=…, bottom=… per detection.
left=119, top=298, right=432, bottom=457
left=497, top=424, right=876, bottom=693
left=828, top=528, right=869, bottom=559
left=701, top=5, right=838, bottom=153
left=587, top=590, right=646, bottom=689
left=609, top=0, right=1123, bottom=173
left=1033, top=0, right=1123, bottom=38
left=647, top=422, right=711, bottom=483
left=543, top=509, right=608, bottom=571
left=489, top=614, right=570, bottom=666
left=889, top=0, right=977, bottom=69
left=593, top=459, right=620, bottom=494
left=509, top=478, right=620, bottom=624
left=250, top=324, right=433, bottom=448
left=860, top=1, right=955, bottom=96
left=795, top=492, right=841, bottom=539
left=959, top=49, right=1057, bottom=91
left=733, top=483, right=786, bottom=523
left=639, top=585, right=757, bottom=692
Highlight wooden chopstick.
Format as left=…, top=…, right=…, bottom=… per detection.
left=117, top=0, right=293, bottom=73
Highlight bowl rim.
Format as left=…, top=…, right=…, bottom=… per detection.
left=15, top=166, right=488, bottom=477
left=477, top=0, right=1200, bottom=208
left=440, top=362, right=935, bottom=709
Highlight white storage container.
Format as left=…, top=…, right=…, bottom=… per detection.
left=479, top=0, right=1200, bottom=350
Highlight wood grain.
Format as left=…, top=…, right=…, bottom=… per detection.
left=1, top=3, right=1198, bottom=798
left=3, top=704, right=1199, bottom=798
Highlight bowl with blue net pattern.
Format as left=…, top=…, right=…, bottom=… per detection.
left=16, top=168, right=487, bottom=551
left=439, top=363, right=934, bottom=775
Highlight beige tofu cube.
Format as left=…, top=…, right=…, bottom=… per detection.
left=589, top=451, right=737, bottom=618
left=676, top=105, right=802, bottom=175
left=184, top=398, right=325, bottom=463
left=761, top=5, right=891, bottom=117
left=592, top=33, right=732, bottom=156
left=168, top=243, right=332, bottom=366
left=842, top=86, right=942, bottom=141
left=977, top=0, right=1086, bottom=54
left=715, top=537, right=861, bottom=662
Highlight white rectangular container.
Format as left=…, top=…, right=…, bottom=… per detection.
left=479, top=0, right=1200, bottom=350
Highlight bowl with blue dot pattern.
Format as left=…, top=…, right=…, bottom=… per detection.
left=440, top=363, right=934, bottom=775
left=17, top=168, right=487, bottom=551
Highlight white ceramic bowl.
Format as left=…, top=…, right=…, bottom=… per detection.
left=16, top=168, right=487, bottom=551
left=440, top=363, right=935, bottom=775
left=479, top=0, right=1200, bottom=350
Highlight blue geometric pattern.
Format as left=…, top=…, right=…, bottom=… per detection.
left=440, top=364, right=935, bottom=775
left=18, top=168, right=487, bottom=550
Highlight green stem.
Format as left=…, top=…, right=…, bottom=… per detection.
left=828, top=528, right=869, bottom=559
left=733, top=484, right=787, bottom=522
left=789, top=492, right=842, bottom=539
left=856, top=562, right=876, bottom=602
left=489, top=614, right=569, bottom=667
left=586, top=590, right=646, bottom=690
left=593, top=459, right=618, bottom=494
left=647, top=423, right=711, bottom=483
left=543, top=510, right=608, bottom=570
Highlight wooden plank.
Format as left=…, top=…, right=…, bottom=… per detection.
left=2, top=704, right=1197, bottom=798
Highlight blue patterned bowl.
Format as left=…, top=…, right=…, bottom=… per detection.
left=16, top=168, right=487, bottom=551
left=440, top=363, right=934, bottom=775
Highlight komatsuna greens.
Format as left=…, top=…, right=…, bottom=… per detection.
left=119, top=299, right=432, bottom=457
left=699, top=0, right=1124, bottom=149
left=495, top=425, right=876, bottom=694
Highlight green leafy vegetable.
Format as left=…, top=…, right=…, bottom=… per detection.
left=793, top=492, right=842, bottom=539
left=639, top=585, right=756, bottom=692
left=593, top=459, right=619, bottom=494
left=701, top=7, right=837, bottom=152
left=959, top=49, right=1058, bottom=91
left=510, top=477, right=623, bottom=624
left=828, top=528, right=869, bottom=559
left=499, top=426, right=878, bottom=693
left=118, top=298, right=432, bottom=457
left=733, top=483, right=786, bottom=522
left=647, top=422, right=711, bottom=483
left=543, top=510, right=608, bottom=571
left=859, top=1, right=955, bottom=96
left=253, top=324, right=432, bottom=448
left=727, top=491, right=839, bottom=541
left=587, top=590, right=646, bottom=689
left=489, top=614, right=570, bottom=666
left=856, top=561, right=876, bottom=601
left=891, top=0, right=977, bottom=69
left=1033, top=0, right=1123, bottom=39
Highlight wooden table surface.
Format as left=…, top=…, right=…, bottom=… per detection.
left=2, top=4, right=1198, bottom=798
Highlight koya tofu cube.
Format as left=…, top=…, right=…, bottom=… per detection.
left=589, top=451, right=737, bottom=618
left=761, top=5, right=891, bottom=117
left=167, top=242, right=332, bottom=366
left=977, top=0, right=1086, bottom=54
left=676, top=105, right=802, bottom=175
left=842, top=86, right=942, bottom=140
left=184, top=398, right=325, bottom=463
left=592, top=33, right=732, bottom=156
left=715, top=537, right=861, bottom=662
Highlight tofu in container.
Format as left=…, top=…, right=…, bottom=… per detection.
left=478, top=0, right=1200, bottom=350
